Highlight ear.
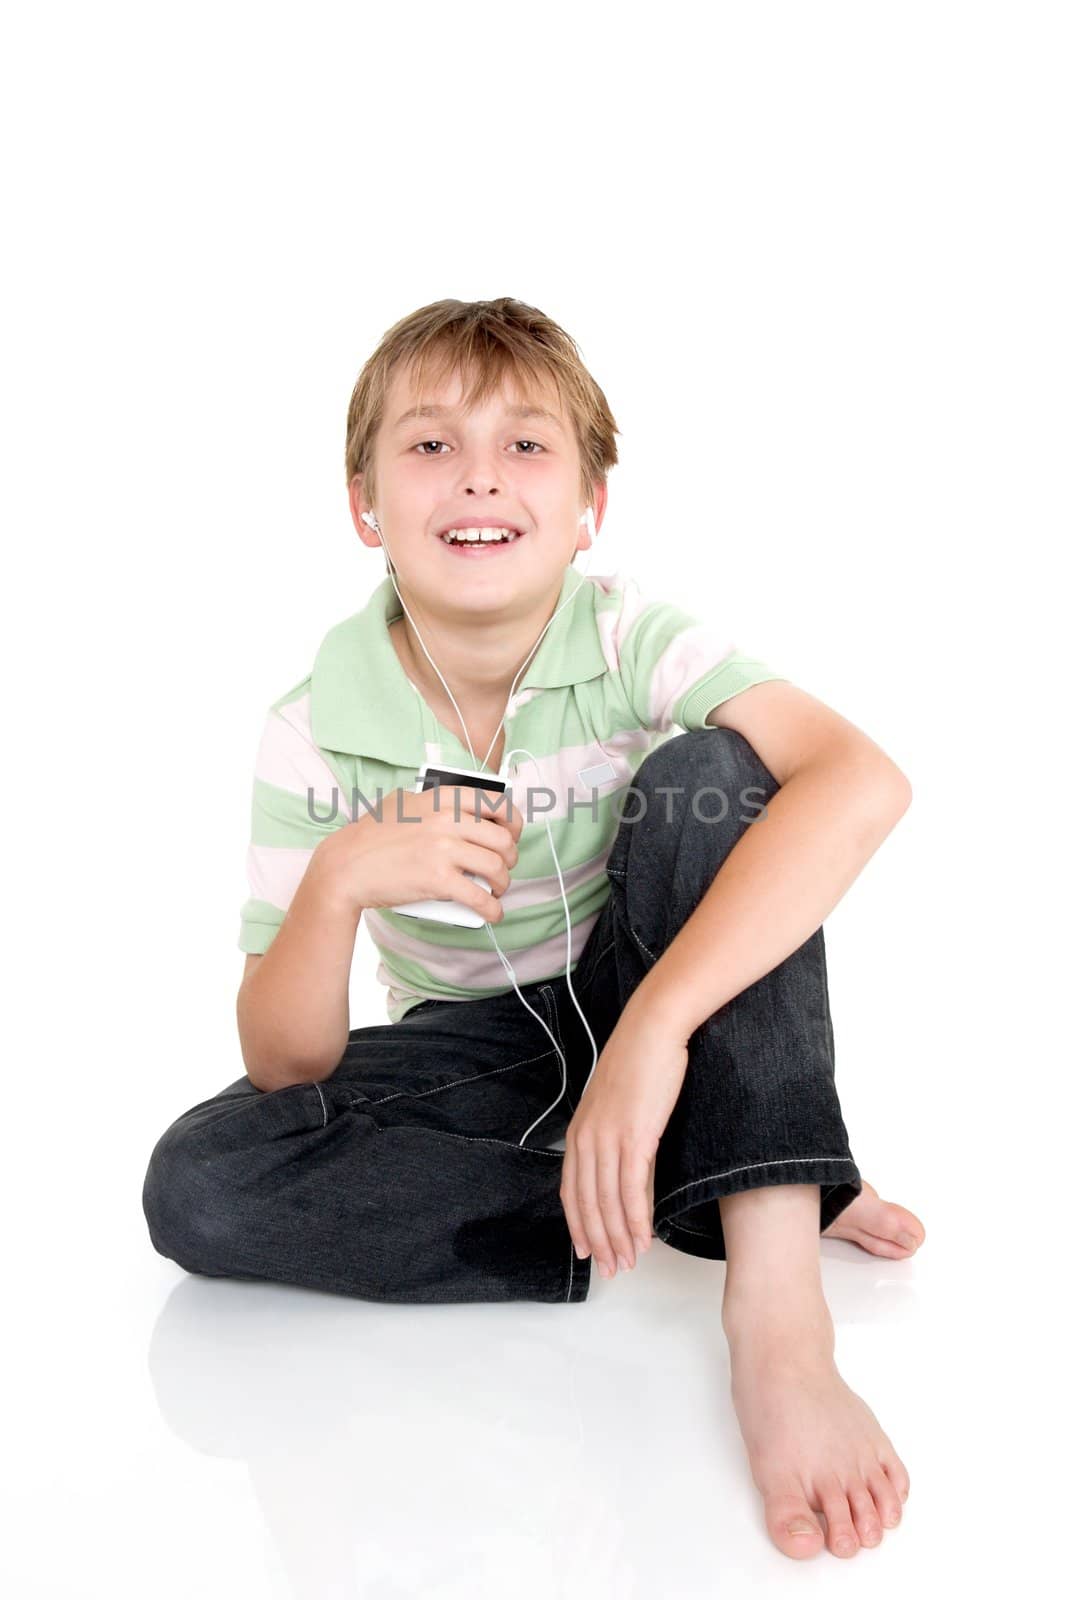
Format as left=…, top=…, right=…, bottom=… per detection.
left=576, top=480, right=609, bottom=552
left=349, top=475, right=380, bottom=551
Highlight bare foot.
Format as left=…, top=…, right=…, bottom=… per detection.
left=723, top=1304, right=911, bottom=1561
left=823, top=1178, right=926, bottom=1259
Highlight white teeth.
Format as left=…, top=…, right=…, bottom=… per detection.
left=441, top=526, right=520, bottom=544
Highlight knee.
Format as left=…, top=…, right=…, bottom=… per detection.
left=630, top=727, right=779, bottom=812
left=142, top=1120, right=234, bottom=1272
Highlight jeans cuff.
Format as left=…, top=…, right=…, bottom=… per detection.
left=652, top=1157, right=863, bottom=1261
left=565, top=1238, right=593, bottom=1302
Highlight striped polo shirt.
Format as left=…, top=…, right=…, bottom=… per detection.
left=239, top=565, right=787, bottom=1023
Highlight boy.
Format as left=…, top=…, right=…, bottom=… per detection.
left=143, top=297, right=924, bottom=1563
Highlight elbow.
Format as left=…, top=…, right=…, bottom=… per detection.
left=862, top=764, right=912, bottom=848
left=825, top=744, right=913, bottom=822
left=835, top=754, right=912, bottom=852
left=245, top=1068, right=297, bottom=1095
left=884, top=764, right=913, bottom=818
left=243, top=1058, right=334, bottom=1094
left=242, top=1055, right=280, bottom=1094
left=849, top=744, right=911, bottom=821
left=238, top=1016, right=341, bottom=1092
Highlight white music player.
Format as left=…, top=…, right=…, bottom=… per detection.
left=391, top=761, right=513, bottom=928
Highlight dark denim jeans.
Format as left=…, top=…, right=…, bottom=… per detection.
left=142, top=729, right=862, bottom=1305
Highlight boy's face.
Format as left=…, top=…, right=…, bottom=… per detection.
left=349, top=361, right=605, bottom=620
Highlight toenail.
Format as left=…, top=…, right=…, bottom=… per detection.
left=787, top=1522, right=815, bottom=1535
left=836, top=1539, right=855, bottom=1554
left=897, top=1232, right=918, bottom=1248
left=887, top=1511, right=900, bottom=1524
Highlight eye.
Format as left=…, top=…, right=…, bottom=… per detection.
left=412, top=439, right=546, bottom=457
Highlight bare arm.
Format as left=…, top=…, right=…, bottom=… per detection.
left=235, top=779, right=522, bottom=1093
left=236, top=834, right=360, bottom=1093
left=625, top=680, right=912, bottom=1039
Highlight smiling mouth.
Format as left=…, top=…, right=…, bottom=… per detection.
left=438, top=527, right=526, bottom=553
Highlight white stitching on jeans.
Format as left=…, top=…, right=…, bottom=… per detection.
left=313, top=1083, right=328, bottom=1128
left=655, top=1157, right=856, bottom=1215
left=541, top=984, right=561, bottom=1054
left=630, top=927, right=658, bottom=963
left=587, top=938, right=617, bottom=980
left=364, top=1047, right=561, bottom=1108
left=401, top=1127, right=564, bottom=1158
left=538, top=986, right=567, bottom=1109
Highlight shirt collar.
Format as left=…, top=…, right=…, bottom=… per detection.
left=310, top=564, right=608, bottom=763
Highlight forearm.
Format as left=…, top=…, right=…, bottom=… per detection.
left=237, top=839, right=361, bottom=1091
left=623, top=751, right=912, bottom=1040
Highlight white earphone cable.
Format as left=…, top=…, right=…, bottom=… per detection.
left=363, top=508, right=603, bottom=1145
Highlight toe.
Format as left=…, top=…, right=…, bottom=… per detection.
left=888, top=1206, right=925, bottom=1249
left=819, top=1482, right=861, bottom=1558
left=854, top=1228, right=922, bottom=1259
left=764, top=1491, right=825, bottom=1560
left=846, top=1479, right=883, bottom=1547
left=868, top=1461, right=905, bottom=1529
left=878, top=1450, right=911, bottom=1510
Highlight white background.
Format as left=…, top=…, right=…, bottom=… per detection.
left=3, top=1, right=1063, bottom=1594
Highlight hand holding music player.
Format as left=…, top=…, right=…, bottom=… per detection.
left=314, top=763, right=521, bottom=930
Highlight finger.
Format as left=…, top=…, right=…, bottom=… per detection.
left=493, top=786, right=523, bottom=845
left=470, top=782, right=522, bottom=844
left=465, top=784, right=520, bottom=845
left=576, top=1139, right=616, bottom=1278
left=439, top=814, right=518, bottom=876
left=435, top=798, right=519, bottom=867
left=559, top=1144, right=590, bottom=1260
left=621, top=1148, right=653, bottom=1252
left=455, top=840, right=511, bottom=897
left=595, top=1140, right=636, bottom=1270
left=447, top=868, right=503, bottom=924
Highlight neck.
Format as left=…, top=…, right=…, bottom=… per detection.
left=389, top=578, right=566, bottom=709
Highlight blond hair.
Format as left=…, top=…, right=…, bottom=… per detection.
left=344, top=297, right=620, bottom=510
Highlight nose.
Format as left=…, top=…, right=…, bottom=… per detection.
left=457, top=442, right=507, bottom=498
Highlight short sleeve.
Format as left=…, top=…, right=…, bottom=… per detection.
left=238, top=688, right=352, bottom=956
left=614, top=578, right=788, bottom=733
